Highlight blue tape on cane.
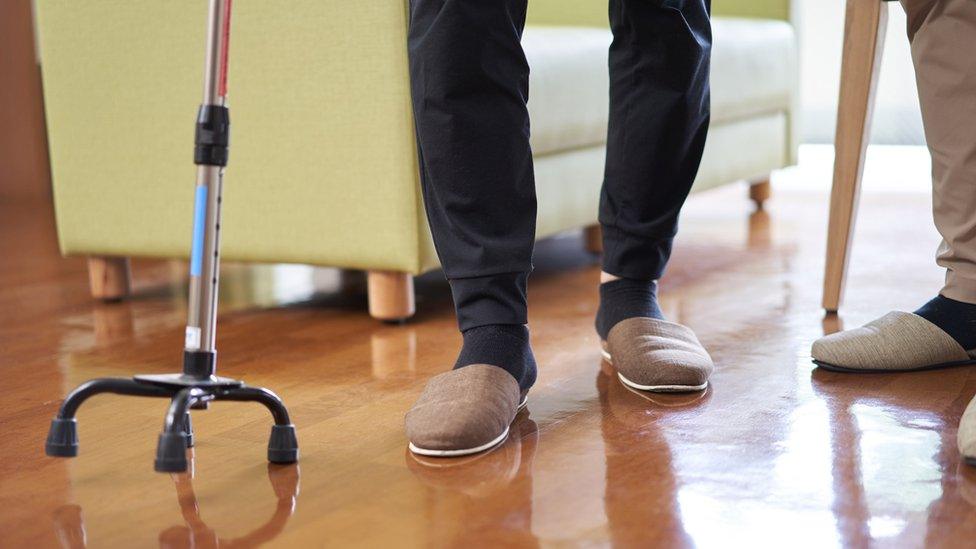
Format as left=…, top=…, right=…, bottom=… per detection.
left=190, top=185, right=208, bottom=277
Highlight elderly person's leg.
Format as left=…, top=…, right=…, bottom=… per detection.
left=812, top=0, right=976, bottom=374
left=909, top=0, right=976, bottom=330
left=898, top=0, right=976, bottom=464
left=596, top=0, right=714, bottom=392
left=403, top=0, right=537, bottom=457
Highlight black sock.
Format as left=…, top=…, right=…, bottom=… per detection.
left=595, top=278, right=664, bottom=340
left=915, top=295, right=976, bottom=351
left=455, top=324, right=537, bottom=393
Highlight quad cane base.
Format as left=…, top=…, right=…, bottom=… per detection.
left=45, top=371, right=299, bottom=473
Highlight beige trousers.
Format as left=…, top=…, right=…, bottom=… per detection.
left=901, top=0, right=976, bottom=303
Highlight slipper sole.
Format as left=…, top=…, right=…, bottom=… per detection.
left=812, top=358, right=976, bottom=374
left=602, top=348, right=708, bottom=393
left=408, top=396, right=528, bottom=458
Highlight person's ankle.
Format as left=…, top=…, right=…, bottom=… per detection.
left=595, top=277, right=663, bottom=340
left=915, top=294, right=976, bottom=350
left=455, top=324, right=537, bottom=392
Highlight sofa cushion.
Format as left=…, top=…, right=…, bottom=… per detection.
left=524, top=17, right=796, bottom=156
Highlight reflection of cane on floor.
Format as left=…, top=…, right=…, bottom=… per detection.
left=163, top=464, right=300, bottom=547
left=51, top=463, right=300, bottom=548
left=42, top=0, right=298, bottom=474
left=52, top=505, right=87, bottom=549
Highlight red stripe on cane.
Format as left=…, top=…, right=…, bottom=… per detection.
left=218, top=0, right=233, bottom=97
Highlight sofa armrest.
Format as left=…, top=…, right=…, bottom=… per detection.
left=713, top=0, right=792, bottom=21
left=527, top=0, right=793, bottom=26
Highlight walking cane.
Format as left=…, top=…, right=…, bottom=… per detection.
left=44, top=0, right=299, bottom=473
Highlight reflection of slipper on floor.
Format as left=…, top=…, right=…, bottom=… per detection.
left=958, top=397, right=976, bottom=468
left=406, top=419, right=538, bottom=497
left=956, top=453, right=976, bottom=502
left=617, top=379, right=710, bottom=408
left=596, top=367, right=708, bottom=435
left=406, top=364, right=528, bottom=457
left=812, top=312, right=976, bottom=372
left=602, top=318, right=713, bottom=392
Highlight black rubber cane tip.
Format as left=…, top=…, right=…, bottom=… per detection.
left=45, top=418, right=79, bottom=457
left=154, top=432, right=189, bottom=473
left=267, top=424, right=299, bottom=464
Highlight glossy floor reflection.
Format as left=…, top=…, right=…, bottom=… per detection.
left=51, top=460, right=298, bottom=548
left=3, top=148, right=976, bottom=547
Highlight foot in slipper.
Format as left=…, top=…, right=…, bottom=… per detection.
left=602, top=317, right=713, bottom=392
left=595, top=278, right=712, bottom=392
left=811, top=311, right=976, bottom=372
left=405, top=364, right=528, bottom=457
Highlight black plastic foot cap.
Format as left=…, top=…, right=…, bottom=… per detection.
left=45, top=418, right=79, bottom=457
left=268, top=424, right=299, bottom=463
left=154, top=432, right=189, bottom=472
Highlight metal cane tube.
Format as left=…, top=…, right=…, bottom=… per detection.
left=185, top=0, right=232, bottom=361
left=187, top=164, right=224, bottom=353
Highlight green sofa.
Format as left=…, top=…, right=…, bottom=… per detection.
left=35, top=0, right=797, bottom=320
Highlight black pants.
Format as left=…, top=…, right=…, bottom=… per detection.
left=408, top=0, right=711, bottom=332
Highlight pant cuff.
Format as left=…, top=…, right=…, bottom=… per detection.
left=600, top=224, right=673, bottom=280
left=449, top=272, right=529, bottom=331
left=943, top=270, right=976, bottom=305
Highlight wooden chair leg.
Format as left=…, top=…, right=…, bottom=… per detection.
left=583, top=224, right=603, bottom=255
left=822, top=0, right=888, bottom=313
left=748, top=177, right=772, bottom=210
left=87, top=256, right=131, bottom=301
left=367, top=270, right=415, bottom=322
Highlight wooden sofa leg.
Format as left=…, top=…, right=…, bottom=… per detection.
left=367, top=271, right=415, bottom=322
left=748, top=177, right=772, bottom=210
left=583, top=224, right=603, bottom=255
left=87, top=256, right=131, bottom=301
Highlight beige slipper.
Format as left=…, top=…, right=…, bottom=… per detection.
left=960, top=396, right=976, bottom=467
left=405, top=364, right=528, bottom=457
left=601, top=317, right=713, bottom=392
left=812, top=311, right=976, bottom=372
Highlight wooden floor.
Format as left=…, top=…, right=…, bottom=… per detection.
left=4, top=161, right=976, bottom=547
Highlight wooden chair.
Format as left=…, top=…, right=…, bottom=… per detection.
left=823, top=0, right=891, bottom=312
